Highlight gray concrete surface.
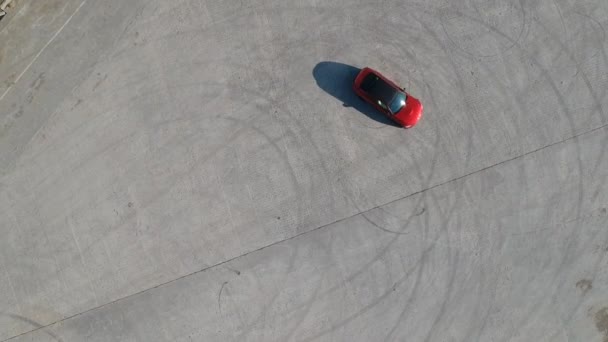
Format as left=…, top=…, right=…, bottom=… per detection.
left=0, top=0, right=607, bottom=341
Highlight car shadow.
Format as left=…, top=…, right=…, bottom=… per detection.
left=312, top=61, right=400, bottom=127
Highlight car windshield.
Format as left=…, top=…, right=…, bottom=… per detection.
left=390, top=92, right=407, bottom=114
left=360, top=73, right=406, bottom=114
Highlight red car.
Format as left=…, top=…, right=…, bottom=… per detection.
left=353, top=67, right=423, bottom=128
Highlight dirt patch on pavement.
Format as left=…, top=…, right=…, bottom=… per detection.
left=596, top=308, right=608, bottom=342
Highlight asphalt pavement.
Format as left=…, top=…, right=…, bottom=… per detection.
left=0, top=0, right=607, bottom=341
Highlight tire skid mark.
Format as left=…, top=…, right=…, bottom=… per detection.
left=438, top=0, right=528, bottom=59
left=414, top=15, right=474, bottom=342
left=221, top=20, right=444, bottom=336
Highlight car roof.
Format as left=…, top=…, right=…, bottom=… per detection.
left=360, top=71, right=397, bottom=105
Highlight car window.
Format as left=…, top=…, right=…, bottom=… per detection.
left=377, top=100, right=388, bottom=110
left=361, top=73, right=397, bottom=106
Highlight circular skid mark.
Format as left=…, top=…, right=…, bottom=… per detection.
left=568, top=11, right=607, bottom=61
left=440, top=0, right=527, bottom=58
